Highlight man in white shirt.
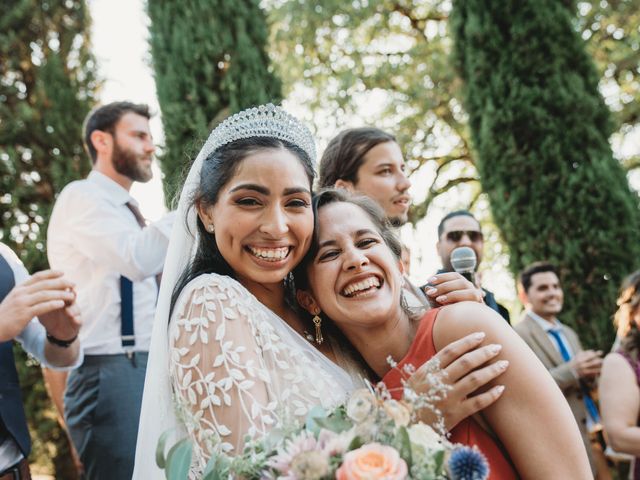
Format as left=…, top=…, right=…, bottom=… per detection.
left=514, top=261, right=603, bottom=476
left=47, top=101, right=175, bottom=479
left=0, top=242, right=82, bottom=480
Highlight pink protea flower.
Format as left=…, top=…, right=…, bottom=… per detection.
left=266, top=431, right=328, bottom=479
left=318, top=428, right=355, bottom=457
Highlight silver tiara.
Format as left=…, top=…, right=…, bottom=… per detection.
left=199, top=104, right=316, bottom=165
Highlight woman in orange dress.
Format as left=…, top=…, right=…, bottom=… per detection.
left=295, top=189, right=591, bottom=479
left=382, top=307, right=518, bottom=478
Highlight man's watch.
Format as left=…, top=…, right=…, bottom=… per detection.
left=46, top=332, right=78, bottom=348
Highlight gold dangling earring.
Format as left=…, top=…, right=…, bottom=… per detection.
left=312, top=314, right=324, bottom=345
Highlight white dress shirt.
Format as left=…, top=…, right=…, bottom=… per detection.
left=0, top=243, right=83, bottom=470
left=47, top=171, right=175, bottom=355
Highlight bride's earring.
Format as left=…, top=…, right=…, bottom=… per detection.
left=206, top=224, right=215, bottom=233
left=312, top=313, right=324, bottom=345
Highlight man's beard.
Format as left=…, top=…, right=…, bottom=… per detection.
left=112, top=142, right=153, bottom=183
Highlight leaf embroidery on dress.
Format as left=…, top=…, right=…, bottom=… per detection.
left=168, top=273, right=350, bottom=479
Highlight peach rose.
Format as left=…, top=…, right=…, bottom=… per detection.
left=336, top=443, right=408, bottom=480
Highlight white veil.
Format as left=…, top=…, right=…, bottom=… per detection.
left=132, top=104, right=353, bottom=478
left=132, top=125, right=205, bottom=479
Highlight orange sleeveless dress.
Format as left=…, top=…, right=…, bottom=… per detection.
left=381, top=308, right=518, bottom=479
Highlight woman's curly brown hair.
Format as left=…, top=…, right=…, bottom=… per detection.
left=615, top=270, right=640, bottom=360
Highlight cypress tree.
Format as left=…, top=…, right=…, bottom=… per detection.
left=147, top=0, right=282, bottom=204
left=451, top=0, right=640, bottom=349
left=0, top=0, right=96, bottom=475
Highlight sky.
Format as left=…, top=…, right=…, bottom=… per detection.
left=89, top=0, right=166, bottom=221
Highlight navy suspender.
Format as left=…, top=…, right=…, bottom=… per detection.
left=120, top=202, right=161, bottom=356
left=120, top=276, right=135, bottom=355
left=121, top=202, right=145, bottom=355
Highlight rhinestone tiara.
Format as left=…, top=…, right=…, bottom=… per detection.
left=199, top=104, right=316, bottom=165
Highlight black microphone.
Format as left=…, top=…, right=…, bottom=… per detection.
left=450, top=246, right=477, bottom=285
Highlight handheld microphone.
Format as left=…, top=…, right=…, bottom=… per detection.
left=450, top=246, right=477, bottom=285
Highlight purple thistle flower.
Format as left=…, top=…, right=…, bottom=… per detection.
left=448, top=445, right=489, bottom=480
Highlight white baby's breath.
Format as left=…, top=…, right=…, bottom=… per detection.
left=408, top=423, right=444, bottom=452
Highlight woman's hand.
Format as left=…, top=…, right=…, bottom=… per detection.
left=406, top=332, right=507, bottom=431
left=423, top=272, right=484, bottom=306
left=432, top=302, right=592, bottom=478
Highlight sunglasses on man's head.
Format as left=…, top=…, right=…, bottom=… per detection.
left=446, top=230, right=484, bottom=242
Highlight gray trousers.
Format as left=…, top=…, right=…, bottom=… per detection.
left=65, top=353, right=148, bottom=480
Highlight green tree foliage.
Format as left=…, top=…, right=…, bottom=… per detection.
left=0, top=0, right=97, bottom=476
left=451, top=0, right=640, bottom=349
left=147, top=0, right=283, bottom=204
left=268, top=0, right=477, bottom=217
left=267, top=0, right=639, bottom=217
left=579, top=0, right=640, bottom=172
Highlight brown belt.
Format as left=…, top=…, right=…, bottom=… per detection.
left=0, top=458, right=30, bottom=480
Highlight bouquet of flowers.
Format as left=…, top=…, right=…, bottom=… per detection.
left=158, top=371, right=490, bottom=480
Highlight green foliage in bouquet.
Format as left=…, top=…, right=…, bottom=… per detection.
left=147, top=0, right=282, bottom=206
left=158, top=380, right=489, bottom=480
left=451, top=0, right=640, bottom=350
left=0, top=1, right=97, bottom=476
left=157, top=432, right=194, bottom=480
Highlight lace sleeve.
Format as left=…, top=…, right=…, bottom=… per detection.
left=169, top=275, right=279, bottom=467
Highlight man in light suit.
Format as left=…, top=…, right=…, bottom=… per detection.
left=515, top=262, right=603, bottom=475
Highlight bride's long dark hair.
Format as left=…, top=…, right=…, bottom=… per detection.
left=169, top=136, right=315, bottom=318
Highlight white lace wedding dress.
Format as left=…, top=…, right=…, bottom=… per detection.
left=168, top=273, right=362, bottom=478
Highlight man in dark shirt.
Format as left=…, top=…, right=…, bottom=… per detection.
left=435, top=210, right=510, bottom=322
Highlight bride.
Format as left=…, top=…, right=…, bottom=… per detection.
left=133, top=105, right=507, bottom=478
